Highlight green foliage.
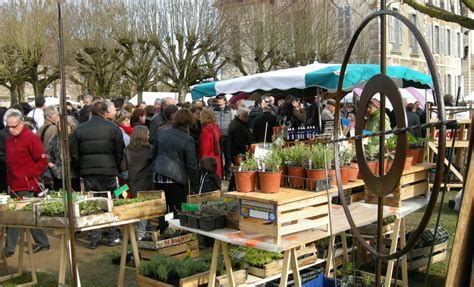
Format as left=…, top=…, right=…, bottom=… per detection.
left=364, top=139, right=379, bottom=161
left=362, top=273, right=374, bottom=286
left=283, top=145, right=310, bottom=167
left=308, top=144, right=333, bottom=170
left=339, top=144, right=355, bottom=166
left=261, top=149, right=282, bottom=172
left=386, top=136, right=397, bottom=150
left=239, top=153, right=257, bottom=172
left=113, top=197, right=152, bottom=206
left=40, top=199, right=105, bottom=217
left=408, top=133, right=423, bottom=148
left=231, top=246, right=283, bottom=268
left=383, top=215, right=396, bottom=225
left=336, top=262, right=353, bottom=277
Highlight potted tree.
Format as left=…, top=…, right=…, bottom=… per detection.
left=285, top=145, right=309, bottom=188
left=258, top=149, right=282, bottom=193
left=306, top=144, right=334, bottom=190
left=234, top=153, right=258, bottom=193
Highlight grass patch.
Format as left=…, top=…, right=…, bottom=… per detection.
left=405, top=189, right=459, bottom=286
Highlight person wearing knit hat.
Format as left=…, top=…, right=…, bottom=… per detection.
left=321, top=99, right=336, bottom=133
left=366, top=98, right=390, bottom=133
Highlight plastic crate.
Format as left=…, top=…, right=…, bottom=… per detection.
left=417, top=226, right=449, bottom=248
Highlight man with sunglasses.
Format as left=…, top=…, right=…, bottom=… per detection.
left=4, top=109, right=50, bottom=257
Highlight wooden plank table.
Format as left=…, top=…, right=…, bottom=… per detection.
left=170, top=197, right=428, bottom=286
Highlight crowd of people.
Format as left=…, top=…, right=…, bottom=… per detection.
left=0, top=92, right=439, bottom=254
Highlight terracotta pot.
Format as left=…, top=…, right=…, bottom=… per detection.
left=258, top=171, right=282, bottom=193
left=306, top=169, right=327, bottom=190
left=235, top=171, right=257, bottom=193
left=287, top=166, right=306, bottom=188
left=280, top=166, right=288, bottom=187
left=417, top=147, right=424, bottom=163
left=407, top=149, right=418, bottom=166
left=348, top=163, right=359, bottom=182
left=339, top=166, right=351, bottom=185
left=358, top=161, right=377, bottom=179
left=404, top=156, right=413, bottom=170
left=328, top=170, right=337, bottom=186
left=375, top=160, right=393, bottom=175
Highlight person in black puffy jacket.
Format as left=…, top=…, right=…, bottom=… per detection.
left=71, top=101, right=125, bottom=249
left=150, top=108, right=198, bottom=215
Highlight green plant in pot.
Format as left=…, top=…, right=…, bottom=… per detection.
left=258, top=149, right=282, bottom=193
left=338, top=144, right=355, bottom=185
left=363, top=138, right=379, bottom=176
left=285, top=145, right=310, bottom=188
left=306, top=144, right=334, bottom=190
left=407, top=133, right=425, bottom=164
left=235, top=153, right=258, bottom=193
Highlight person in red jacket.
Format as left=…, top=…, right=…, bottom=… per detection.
left=4, top=109, right=50, bottom=257
left=199, top=109, right=222, bottom=178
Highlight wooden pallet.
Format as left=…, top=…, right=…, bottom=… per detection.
left=136, top=270, right=246, bottom=287
left=365, top=163, right=433, bottom=207
left=140, top=239, right=200, bottom=260
left=138, top=232, right=197, bottom=249
left=407, top=241, right=448, bottom=271
left=226, top=188, right=330, bottom=244
left=247, top=244, right=317, bottom=278
left=36, top=197, right=115, bottom=228
left=112, top=191, right=166, bottom=221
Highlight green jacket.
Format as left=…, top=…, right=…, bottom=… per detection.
left=366, top=110, right=391, bottom=133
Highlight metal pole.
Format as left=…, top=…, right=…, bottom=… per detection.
left=56, top=1, right=78, bottom=286
left=376, top=0, right=387, bottom=285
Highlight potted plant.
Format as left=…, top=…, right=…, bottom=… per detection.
left=258, top=149, right=282, bottom=193
left=360, top=139, right=378, bottom=177
left=407, top=133, right=425, bottom=164
left=339, top=145, right=354, bottom=185
left=234, top=153, right=258, bottom=193
left=306, top=144, right=334, bottom=190
left=285, top=145, right=309, bottom=188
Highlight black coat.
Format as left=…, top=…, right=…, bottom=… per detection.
left=228, top=116, right=252, bottom=160
left=150, top=127, right=198, bottom=191
left=253, top=111, right=277, bottom=143
left=247, top=107, right=263, bottom=130
left=0, top=129, right=9, bottom=192
left=121, top=145, right=154, bottom=197
left=406, top=110, right=422, bottom=137
left=78, top=104, right=92, bottom=123
left=71, top=115, right=125, bottom=177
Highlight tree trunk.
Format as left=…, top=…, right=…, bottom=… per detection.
left=137, top=90, right=143, bottom=105
left=10, top=84, right=19, bottom=106
left=178, top=85, right=188, bottom=103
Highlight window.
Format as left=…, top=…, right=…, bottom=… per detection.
left=390, top=8, right=403, bottom=53
left=447, top=74, right=452, bottom=94
left=337, top=6, right=351, bottom=43
left=410, top=14, right=419, bottom=54
left=425, top=23, right=433, bottom=51
left=440, top=26, right=445, bottom=54
left=457, top=32, right=462, bottom=58
left=434, top=25, right=440, bottom=54
left=447, top=29, right=451, bottom=55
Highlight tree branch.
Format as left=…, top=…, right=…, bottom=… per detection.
left=403, top=0, right=474, bottom=29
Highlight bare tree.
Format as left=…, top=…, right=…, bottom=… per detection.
left=404, top=0, right=473, bottom=30
left=0, top=46, right=29, bottom=105
left=148, top=0, right=226, bottom=103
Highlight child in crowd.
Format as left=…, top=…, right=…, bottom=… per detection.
left=198, top=157, right=221, bottom=194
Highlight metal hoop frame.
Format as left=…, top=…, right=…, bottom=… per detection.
left=333, top=10, right=445, bottom=260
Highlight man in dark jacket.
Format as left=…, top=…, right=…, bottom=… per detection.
left=253, top=106, right=277, bottom=143
left=78, top=95, right=93, bottom=123
left=149, top=97, right=176, bottom=142
left=213, top=95, right=234, bottom=179
left=247, top=96, right=269, bottom=131
left=228, top=108, right=252, bottom=161
left=71, top=101, right=125, bottom=249
left=406, top=103, right=422, bottom=138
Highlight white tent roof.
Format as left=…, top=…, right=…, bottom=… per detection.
left=129, top=92, right=193, bottom=105
left=28, top=97, right=80, bottom=107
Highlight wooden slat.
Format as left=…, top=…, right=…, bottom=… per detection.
left=409, top=241, right=448, bottom=259
left=408, top=251, right=447, bottom=271
left=215, top=270, right=246, bottom=286
left=239, top=219, right=278, bottom=236
left=428, top=142, right=464, bottom=181
left=279, top=196, right=328, bottom=212
left=279, top=205, right=328, bottom=223
left=400, top=181, right=428, bottom=200
left=187, top=190, right=221, bottom=204
left=226, top=189, right=324, bottom=205
left=280, top=217, right=329, bottom=236
left=179, top=271, right=210, bottom=287
left=400, top=171, right=428, bottom=185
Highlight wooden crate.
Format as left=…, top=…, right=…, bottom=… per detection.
left=140, top=239, right=200, bottom=260
left=136, top=270, right=246, bottom=287
left=0, top=200, right=38, bottom=226
left=247, top=244, right=317, bottom=278
left=227, top=188, right=330, bottom=244
left=36, top=198, right=115, bottom=228
left=138, top=232, right=197, bottom=249
left=365, top=163, right=434, bottom=207
left=187, top=190, right=221, bottom=204
left=358, top=222, right=396, bottom=236
left=113, top=191, right=166, bottom=221
left=407, top=241, right=448, bottom=271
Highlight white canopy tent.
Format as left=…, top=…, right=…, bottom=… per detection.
left=29, top=97, right=80, bottom=107
left=128, top=92, right=193, bottom=105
